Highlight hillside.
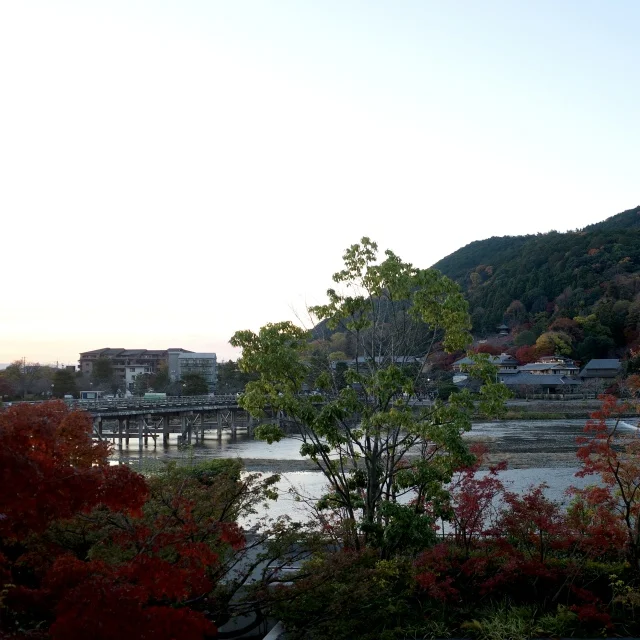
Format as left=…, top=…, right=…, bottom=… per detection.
left=433, top=205, right=640, bottom=361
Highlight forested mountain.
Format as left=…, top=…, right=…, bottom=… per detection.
left=433, top=205, right=640, bottom=362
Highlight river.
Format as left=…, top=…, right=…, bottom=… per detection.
left=108, top=417, right=640, bottom=522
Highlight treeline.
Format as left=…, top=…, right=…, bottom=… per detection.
left=0, top=358, right=211, bottom=400
left=434, top=206, right=640, bottom=359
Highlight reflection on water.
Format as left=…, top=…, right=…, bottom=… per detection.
left=110, top=419, right=594, bottom=463
left=109, top=418, right=624, bottom=520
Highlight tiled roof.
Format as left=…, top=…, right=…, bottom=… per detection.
left=499, top=373, right=582, bottom=386
left=579, top=359, right=621, bottom=378
left=519, top=363, right=577, bottom=372
left=454, top=354, right=518, bottom=367
left=580, top=359, right=621, bottom=370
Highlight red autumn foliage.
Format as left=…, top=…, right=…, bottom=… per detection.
left=565, top=485, right=627, bottom=557
left=473, top=344, right=501, bottom=355
left=515, top=345, right=537, bottom=364
left=446, top=444, right=507, bottom=555
left=576, top=394, right=640, bottom=566
left=43, top=556, right=216, bottom=640
left=411, top=395, right=640, bottom=635
left=0, top=402, right=222, bottom=639
left=497, top=484, right=566, bottom=563
left=0, top=401, right=148, bottom=539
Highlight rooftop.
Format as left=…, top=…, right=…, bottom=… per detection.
left=500, top=373, right=582, bottom=386
left=580, top=359, right=621, bottom=370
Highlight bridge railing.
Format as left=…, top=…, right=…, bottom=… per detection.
left=63, top=395, right=239, bottom=410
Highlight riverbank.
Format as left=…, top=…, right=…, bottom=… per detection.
left=239, top=450, right=580, bottom=473
left=486, top=398, right=636, bottom=420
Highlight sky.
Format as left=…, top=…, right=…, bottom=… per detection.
left=1, top=0, right=638, bottom=367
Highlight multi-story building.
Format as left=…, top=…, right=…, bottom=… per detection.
left=176, top=352, right=217, bottom=393
left=79, top=348, right=193, bottom=388
left=124, top=365, right=152, bottom=394
left=79, top=347, right=218, bottom=393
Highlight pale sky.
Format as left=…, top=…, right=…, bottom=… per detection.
left=1, top=0, right=638, bottom=367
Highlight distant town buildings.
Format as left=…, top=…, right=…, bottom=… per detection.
left=452, top=353, right=518, bottom=372
left=79, top=347, right=217, bottom=393
left=452, top=353, right=622, bottom=396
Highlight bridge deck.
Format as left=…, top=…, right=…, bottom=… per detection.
left=65, top=395, right=241, bottom=417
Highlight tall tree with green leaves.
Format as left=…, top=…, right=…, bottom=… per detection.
left=52, top=369, right=78, bottom=398
left=232, top=238, right=509, bottom=555
left=133, top=373, right=153, bottom=396
left=216, top=360, right=258, bottom=394
left=181, top=373, right=209, bottom=396
left=91, top=357, right=114, bottom=384
left=151, top=364, right=170, bottom=392
left=91, top=357, right=121, bottom=394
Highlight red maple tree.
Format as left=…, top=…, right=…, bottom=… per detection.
left=0, top=401, right=219, bottom=639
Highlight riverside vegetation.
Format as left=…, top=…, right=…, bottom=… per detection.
left=3, top=238, right=640, bottom=639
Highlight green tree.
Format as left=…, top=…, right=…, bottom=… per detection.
left=92, top=357, right=114, bottom=384
left=334, top=361, right=349, bottom=391
left=134, top=373, right=153, bottom=396
left=231, top=238, right=509, bottom=555
left=151, top=364, right=170, bottom=392
left=514, top=330, right=536, bottom=347
left=182, top=373, right=209, bottom=396
left=52, top=369, right=78, bottom=398
left=535, top=331, right=573, bottom=357
left=91, top=357, right=121, bottom=394
left=216, top=360, right=257, bottom=394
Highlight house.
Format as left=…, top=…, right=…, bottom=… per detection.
left=124, top=365, right=152, bottom=393
left=331, top=355, right=424, bottom=370
left=519, top=356, right=579, bottom=377
left=498, top=372, right=583, bottom=395
left=579, top=359, right=621, bottom=380
left=452, top=353, right=518, bottom=373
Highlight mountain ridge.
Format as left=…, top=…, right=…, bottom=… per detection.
left=432, top=205, right=640, bottom=359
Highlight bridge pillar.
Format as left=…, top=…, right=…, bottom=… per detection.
left=217, top=410, right=222, bottom=439
left=247, top=413, right=253, bottom=437
left=125, top=418, right=130, bottom=446
left=200, top=412, right=205, bottom=443
left=118, top=418, right=125, bottom=449
left=146, top=414, right=156, bottom=449
left=231, top=410, right=236, bottom=437
left=163, top=415, right=170, bottom=446
left=138, top=417, right=144, bottom=450
left=179, top=413, right=193, bottom=446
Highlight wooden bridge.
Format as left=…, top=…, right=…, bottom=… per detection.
left=62, top=395, right=264, bottom=449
